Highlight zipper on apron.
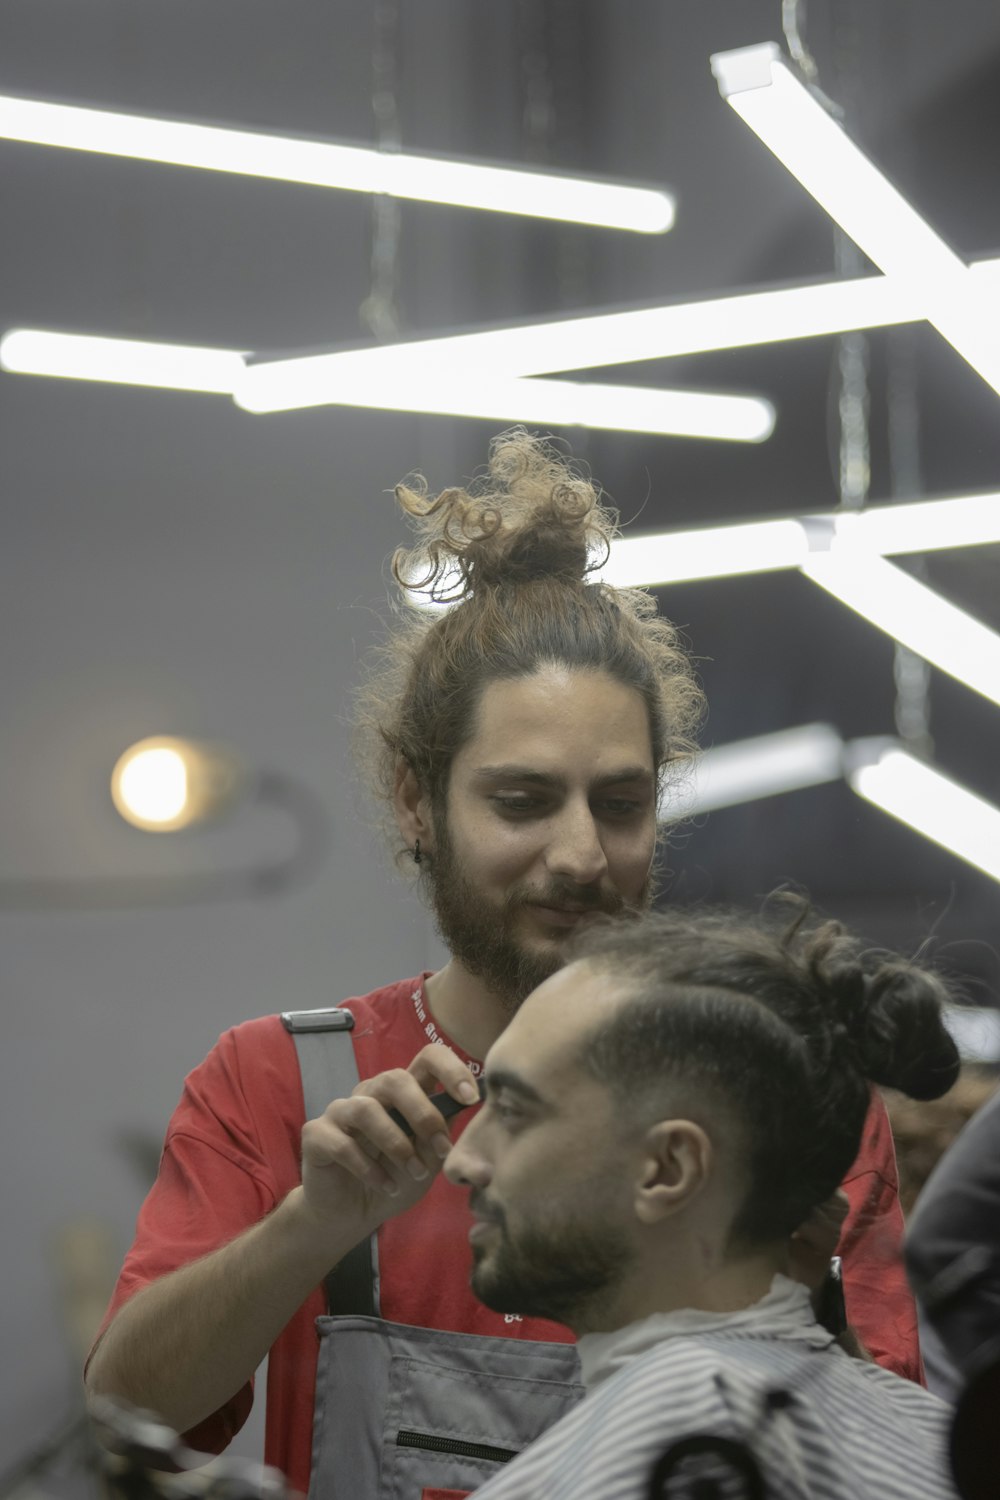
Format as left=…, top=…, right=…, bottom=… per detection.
left=395, top=1430, right=519, bottom=1464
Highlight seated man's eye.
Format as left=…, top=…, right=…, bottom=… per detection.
left=488, top=1093, right=523, bottom=1124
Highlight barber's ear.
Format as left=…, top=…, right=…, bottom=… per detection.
left=634, top=1120, right=712, bottom=1225
left=393, top=759, right=434, bottom=851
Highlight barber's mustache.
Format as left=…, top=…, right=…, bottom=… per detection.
left=505, top=879, right=626, bottom=917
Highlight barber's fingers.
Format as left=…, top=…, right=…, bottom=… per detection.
left=301, top=1102, right=408, bottom=1197
left=301, top=1047, right=483, bottom=1211
left=405, top=1044, right=482, bottom=1106
left=352, top=1058, right=479, bottom=1168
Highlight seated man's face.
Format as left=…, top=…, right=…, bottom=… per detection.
left=444, top=961, right=641, bottom=1332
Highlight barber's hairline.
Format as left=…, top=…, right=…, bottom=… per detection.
left=419, top=657, right=670, bottom=796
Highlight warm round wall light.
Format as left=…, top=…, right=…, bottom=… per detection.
left=111, top=737, right=246, bottom=831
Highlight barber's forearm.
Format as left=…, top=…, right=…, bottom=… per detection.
left=85, top=1188, right=362, bottom=1437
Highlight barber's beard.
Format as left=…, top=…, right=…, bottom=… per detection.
left=468, top=1191, right=636, bottom=1330
left=426, top=816, right=651, bottom=1012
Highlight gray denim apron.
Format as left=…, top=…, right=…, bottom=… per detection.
left=282, top=1007, right=584, bottom=1500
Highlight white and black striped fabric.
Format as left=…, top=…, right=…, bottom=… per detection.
left=473, top=1331, right=958, bottom=1500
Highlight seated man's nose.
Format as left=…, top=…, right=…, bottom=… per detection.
left=444, top=1138, right=490, bottom=1187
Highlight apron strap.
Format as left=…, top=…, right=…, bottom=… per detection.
left=281, top=1007, right=379, bottom=1317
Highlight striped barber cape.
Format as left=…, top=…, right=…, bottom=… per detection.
left=473, top=1278, right=957, bottom=1500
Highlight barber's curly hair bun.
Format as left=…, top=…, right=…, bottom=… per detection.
left=356, top=430, right=704, bottom=854
left=392, top=428, right=615, bottom=601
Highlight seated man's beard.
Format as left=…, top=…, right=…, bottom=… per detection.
left=426, top=817, right=646, bottom=1011
left=469, top=1197, right=635, bottom=1329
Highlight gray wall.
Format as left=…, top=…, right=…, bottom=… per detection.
left=0, top=388, right=464, bottom=1466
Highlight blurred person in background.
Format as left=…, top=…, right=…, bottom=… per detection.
left=884, top=1067, right=999, bottom=1398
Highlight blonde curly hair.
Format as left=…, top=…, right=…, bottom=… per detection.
left=355, top=430, right=704, bottom=851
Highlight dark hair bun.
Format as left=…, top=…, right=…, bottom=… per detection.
left=391, top=429, right=616, bottom=601
left=859, top=963, right=960, bottom=1100
left=812, top=931, right=960, bottom=1101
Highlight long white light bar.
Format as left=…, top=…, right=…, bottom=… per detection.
left=602, top=518, right=812, bottom=587
left=848, top=741, right=1000, bottom=884
left=0, top=94, right=674, bottom=233
left=661, top=726, right=1000, bottom=888
left=941, top=1006, right=1000, bottom=1065
left=237, top=369, right=774, bottom=441
left=712, top=43, right=1000, bottom=397
left=235, top=275, right=919, bottom=408
left=0, top=330, right=774, bottom=441
left=661, top=722, right=844, bottom=819
left=233, top=259, right=1000, bottom=410
left=802, top=552, right=1000, bottom=709
left=598, top=493, right=1000, bottom=589
left=0, top=330, right=246, bottom=392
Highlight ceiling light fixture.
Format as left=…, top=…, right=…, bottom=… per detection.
left=231, top=257, right=1000, bottom=410
left=597, top=492, right=1000, bottom=589
left=801, top=552, right=1000, bottom=709
left=601, top=517, right=813, bottom=588
left=661, top=722, right=844, bottom=819
left=234, top=275, right=922, bottom=409
left=0, top=93, right=674, bottom=233
left=847, top=740, right=1000, bottom=884
left=0, top=329, right=246, bottom=393
left=0, top=329, right=774, bottom=441
left=711, top=42, right=1000, bottom=397
left=235, top=369, right=776, bottom=441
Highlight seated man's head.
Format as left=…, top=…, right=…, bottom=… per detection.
left=445, top=902, right=960, bottom=1335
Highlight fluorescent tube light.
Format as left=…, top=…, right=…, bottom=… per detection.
left=848, top=741, right=1000, bottom=884
left=232, top=256, right=1000, bottom=410
left=598, top=493, right=1000, bottom=590
left=601, top=518, right=811, bottom=588
left=845, top=493, right=1000, bottom=554
left=941, top=1007, right=1000, bottom=1065
left=235, top=368, right=775, bottom=441
left=802, top=552, right=1000, bottom=708
left=0, top=330, right=773, bottom=439
left=712, top=43, right=1000, bottom=396
left=235, top=275, right=923, bottom=409
left=662, top=723, right=844, bottom=819
left=0, top=329, right=245, bottom=392
left=0, top=94, right=674, bottom=233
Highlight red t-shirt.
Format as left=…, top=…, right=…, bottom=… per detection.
left=93, top=975, right=919, bottom=1494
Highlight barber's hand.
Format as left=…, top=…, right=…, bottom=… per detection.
left=299, top=1045, right=481, bottom=1234
left=789, top=1190, right=849, bottom=1292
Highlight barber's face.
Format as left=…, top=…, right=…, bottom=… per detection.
left=426, top=665, right=657, bottom=1008
left=444, top=961, right=639, bottom=1331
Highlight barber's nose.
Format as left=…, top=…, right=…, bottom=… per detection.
left=547, top=804, right=608, bottom=885
left=444, top=1115, right=493, bottom=1189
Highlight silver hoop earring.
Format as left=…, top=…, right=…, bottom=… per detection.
left=413, top=838, right=422, bottom=865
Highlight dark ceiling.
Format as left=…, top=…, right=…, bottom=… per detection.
left=2, top=0, right=999, bottom=997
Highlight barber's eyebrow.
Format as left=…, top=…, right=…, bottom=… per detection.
left=472, top=764, right=654, bottom=790
left=484, top=1066, right=548, bottom=1108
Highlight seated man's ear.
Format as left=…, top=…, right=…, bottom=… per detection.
left=634, top=1120, right=712, bottom=1225
left=393, top=759, right=434, bottom=852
